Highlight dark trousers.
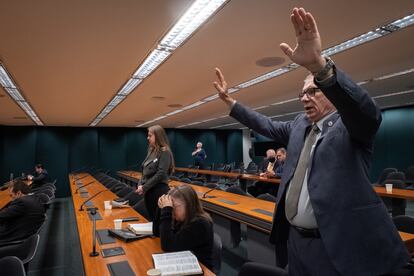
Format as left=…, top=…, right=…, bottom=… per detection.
left=288, top=226, right=340, bottom=276
left=144, top=183, right=169, bottom=221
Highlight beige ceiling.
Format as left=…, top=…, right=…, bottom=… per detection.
left=0, top=0, right=413, bottom=128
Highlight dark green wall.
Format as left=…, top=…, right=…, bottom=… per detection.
left=370, top=106, right=414, bottom=181
left=0, top=126, right=242, bottom=197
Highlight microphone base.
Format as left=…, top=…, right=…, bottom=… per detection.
left=89, top=251, right=99, bottom=257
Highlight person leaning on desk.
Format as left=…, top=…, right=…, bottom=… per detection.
left=213, top=7, right=409, bottom=276
left=27, top=163, right=50, bottom=190
left=135, top=125, right=174, bottom=221
left=152, top=185, right=214, bottom=271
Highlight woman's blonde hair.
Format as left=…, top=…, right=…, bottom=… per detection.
left=168, top=185, right=212, bottom=230
left=147, top=125, right=175, bottom=174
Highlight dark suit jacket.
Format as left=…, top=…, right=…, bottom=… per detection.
left=31, top=169, right=50, bottom=189
left=0, top=195, right=45, bottom=242
left=230, top=68, right=409, bottom=275
left=140, top=149, right=173, bottom=194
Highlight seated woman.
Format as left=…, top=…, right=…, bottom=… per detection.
left=153, top=185, right=214, bottom=270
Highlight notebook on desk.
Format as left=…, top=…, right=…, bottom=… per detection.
left=108, top=228, right=151, bottom=242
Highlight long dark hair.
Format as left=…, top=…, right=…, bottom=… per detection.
left=168, top=185, right=212, bottom=230
left=147, top=125, right=175, bottom=174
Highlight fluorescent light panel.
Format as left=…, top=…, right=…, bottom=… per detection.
left=135, top=12, right=414, bottom=128
left=90, top=0, right=228, bottom=127
left=0, top=64, right=43, bottom=126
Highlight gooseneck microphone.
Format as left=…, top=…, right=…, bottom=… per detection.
left=79, top=189, right=109, bottom=211
left=202, top=186, right=220, bottom=199
left=75, top=181, right=95, bottom=193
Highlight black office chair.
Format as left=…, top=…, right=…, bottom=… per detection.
left=169, top=175, right=181, bottom=181
left=382, top=179, right=407, bottom=216
left=405, top=166, right=414, bottom=186
left=257, top=193, right=277, bottom=202
left=133, top=200, right=149, bottom=220
left=212, top=233, right=222, bottom=275
left=180, top=177, right=192, bottom=184
left=386, top=263, right=414, bottom=276
left=225, top=185, right=246, bottom=247
left=0, top=256, right=26, bottom=276
left=110, top=183, right=127, bottom=193
left=116, top=186, right=134, bottom=197
left=205, top=183, right=220, bottom=189
left=226, top=185, right=247, bottom=196
left=191, top=180, right=205, bottom=187
left=124, top=191, right=143, bottom=206
left=393, top=215, right=414, bottom=234
left=35, top=193, right=51, bottom=205
left=386, top=172, right=406, bottom=182
left=238, top=262, right=288, bottom=276
left=0, top=234, right=40, bottom=272
left=377, top=168, right=398, bottom=185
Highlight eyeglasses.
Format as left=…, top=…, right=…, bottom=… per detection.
left=298, top=87, right=320, bottom=99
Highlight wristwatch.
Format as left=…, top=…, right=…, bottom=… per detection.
left=314, top=57, right=334, bottom=80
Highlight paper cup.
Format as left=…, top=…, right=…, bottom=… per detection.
left=385, top=184, right=393, bottom=193
left=104, top=200, right=112, bottom=210
left=114, top=219, right=122, bottom=230
left=147, top=268, right=162, bottom=276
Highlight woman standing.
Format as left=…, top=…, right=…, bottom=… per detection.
left=136, top=125, right=174, bottom=220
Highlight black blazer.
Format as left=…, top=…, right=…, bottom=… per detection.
left=230, top=68, right=409, bottom=275
left=0, top=195, right=46, bottom=242
left=31, top=169, right=50, bottom=189
left=140, top=149, right=173, bottom=194
left=153, top=207, right=214, bottom=270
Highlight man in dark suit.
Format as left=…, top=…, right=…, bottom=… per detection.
left=28, top=164, right=50, bottom=190
left=0, top=181, right=46, bottom=243
left=213, top=7, right=409, bottom=276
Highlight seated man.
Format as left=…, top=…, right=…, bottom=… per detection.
left=28, top=164, right=50, bottom=190
left=0, top=181, right=46, bottom=243
left=248, top=149, right=279, bottom=197
left=269, top=147, right=287, bottom=179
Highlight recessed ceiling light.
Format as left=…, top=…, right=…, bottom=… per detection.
left=168, top=104, right=183, bottom=108
left=151, top=96, right=166, bottom=102
left=256, top=57, right=285, bottom=67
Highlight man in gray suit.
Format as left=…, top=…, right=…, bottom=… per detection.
left=213, top=7, right=409, bottom=276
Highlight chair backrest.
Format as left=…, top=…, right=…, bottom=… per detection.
left=180, top=178, right=192, bottom=184
left=393, top=215, right=414, bottom=234
left=191, top=181, right=205, bottom=187
left=257, top=193, right=277, bottom=202
left=0, top=234, right=40, bottom=265
left=124, top=191, right=143, bottom=206
left=225, top=185, right=246, bottom=196
left=133, top=200, right=149, bottom=220
left=405, top=166, right=414, bottom=182
left=377, top=168, right=398, bottom=184
left=384, top=179, right=406, bottom=189
left=110, top=183, right=127, bottom=193
left=386, top=171, right=406, bottom=182
left=0, top=256, right=26, bottom=276
left=35, top=193, right=50, bottom=205
left=169, top=175, right=180, bottom=181
left=212, top=233, right=222, bottom=275
left=116, top=186, right=134, bottom=197
left=205, top=183, right=219, bottom=189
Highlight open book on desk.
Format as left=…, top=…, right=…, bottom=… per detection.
left=152, top=250, right=203, bottom=276
left=128, top=222, right=153, bottom=235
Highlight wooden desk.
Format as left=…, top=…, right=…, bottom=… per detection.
left=374, top=186, right=414, bottom=200
left=117, top=171, right=414, bottom=256
left=70, top=173, right=214, bottom=276
left=118, top=171, right=275, bottom=232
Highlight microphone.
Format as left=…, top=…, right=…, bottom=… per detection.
left=79, top=189, right=110, bottom=211
left=202, top=185, right=220, bottom=199
left=74, top=174, right=89, bottom=183
left=75, top=181, right=95, bottom=194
